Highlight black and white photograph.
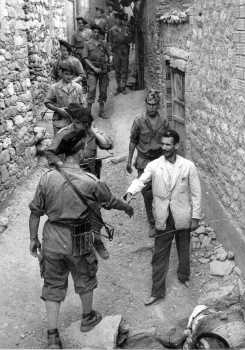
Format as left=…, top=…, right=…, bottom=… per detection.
left=0, top=0, right=245, bottom=348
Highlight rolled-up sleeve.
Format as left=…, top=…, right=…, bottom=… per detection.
left=127, top=162, right=153, bottom=195
left=29, top=175, right=46, bottom=216
left=94, top=128, right=113, bottom=150
left=130, top=119, right=140, bottom=144
left=189, top=163, right=202, bottom=219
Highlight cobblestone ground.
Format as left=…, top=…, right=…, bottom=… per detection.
left=0, top=80, right=243, bottom=348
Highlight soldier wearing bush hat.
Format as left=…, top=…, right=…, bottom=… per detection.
left=126, top=88, right=169, bottom=237
left=29, top=108, right=133, bottom=349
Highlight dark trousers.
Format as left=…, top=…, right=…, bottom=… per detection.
left=138, top=170, right=154, bottom=226
left=87, top=72, right=109, bottom=104
left=151, top=211, right=191, bottom=297
left=113, top=48, right=129, bottom=90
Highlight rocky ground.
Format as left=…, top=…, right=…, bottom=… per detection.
left=0, top=81, right=244, bottom=349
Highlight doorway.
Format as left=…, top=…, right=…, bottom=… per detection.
left=165, top=61, right=186, bottom=155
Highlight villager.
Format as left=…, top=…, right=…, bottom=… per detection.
left=44, top=61, right=86, bottom=135
left=29, top=126, right=134, bottom=349
left=108, top=11, right=132, bottom=94
left=45, top=103, right=113, bottom=260
left=82, top=24, right=111, bottom=118
left=126, top=89, right=169, bottom=237
left=125, top=129, right=202, bottom=306
left=51, top=39, right=86, bottom=87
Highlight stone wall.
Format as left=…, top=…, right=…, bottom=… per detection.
left=143, top=0, right=245, bottom=234
left=0, top=0, right=67, bottom=202
left=24, top=0, right=67, bottom=113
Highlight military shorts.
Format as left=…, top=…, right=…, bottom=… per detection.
left=41, top=251, right=98, bottom=302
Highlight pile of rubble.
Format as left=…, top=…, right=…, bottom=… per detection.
left=192, top=223, right=238, bottom=277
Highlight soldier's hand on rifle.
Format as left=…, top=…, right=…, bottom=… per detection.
left=124, top=203, right=134, bottom=218
left=94, top=67, right=102, bottom=74
left=30, top=238, right=41, bottom=258
left=57, top=108, right=70, bottom=119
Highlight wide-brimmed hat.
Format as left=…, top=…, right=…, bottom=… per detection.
left=66, top=103, right=93, bottom=124
left=58, top=39, right=73, bottom=52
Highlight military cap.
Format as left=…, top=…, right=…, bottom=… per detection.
left=145, top=89, right=161, bottom=105
left=96, top=7, right=105, bottom=13
left=90, top=23, right=105, bottom=35
left=76, top=16, right=88, bottom=24
left=58, top=39, right=73, bottom=52
left=66, top=103, right=93, bottom=124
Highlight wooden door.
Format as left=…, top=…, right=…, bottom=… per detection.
left=65, top=0, right=76, bottom=42
left=170, top=68, right=186, bottom=156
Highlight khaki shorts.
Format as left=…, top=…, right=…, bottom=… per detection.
left=41, top=251, right=98, bottom=302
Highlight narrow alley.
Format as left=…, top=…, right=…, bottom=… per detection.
left=0, top=83, right=244, bottom=348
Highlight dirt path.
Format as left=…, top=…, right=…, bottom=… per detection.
left=0, top=83, right=214, bottom=348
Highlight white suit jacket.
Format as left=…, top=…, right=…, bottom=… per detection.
left=127, top=155, right=202, bottom=230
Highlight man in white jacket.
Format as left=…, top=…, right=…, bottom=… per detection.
left=125, top=129, right=202, bottom=306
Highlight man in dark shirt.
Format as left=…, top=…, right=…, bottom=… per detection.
left=108, top=11, right=132, bottom=94
left=29, top=126, right=133, bottom=348
left=82, top=24, right=110, bottom=118
left=126, top=89, right=169, bottom=237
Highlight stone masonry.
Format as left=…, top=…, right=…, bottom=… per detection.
left=0, top=0, right=67, bottom=202
left=142, top=0, right=245, bottom=237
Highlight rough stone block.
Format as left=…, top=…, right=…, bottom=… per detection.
left=0, top=150, right=10, bottom=165
left=210, top=260, right=235, bottom=276
left=0, top=164, right=9, bottom=182
left=198, top=281, right=241, bottom=309
left=5, top=119, right=14, bottom=131
left=14, top=115, right=24, bottom=126
left=65, top=315, right=122, bottom=349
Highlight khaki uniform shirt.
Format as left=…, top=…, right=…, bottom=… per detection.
left=130, top=112, right=169, bottom=170
left=82, top=38, right=110, bottom=73
left=30, top=167, right=125, bottom=254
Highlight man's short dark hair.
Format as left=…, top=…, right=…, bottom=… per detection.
left=162, top=129, right=180, bottom=144
left=59, top=61, right=74, bottom=74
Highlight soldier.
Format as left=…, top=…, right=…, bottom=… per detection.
left=44, top=61, right=86, bottom=135
left=108, top=11, right=132, bottom=95
left=51, top=39, right=86, bottom=86
left=82, top=24, right=111, bottom=118
left=126, top=89, right=169, bottom=237
left=71, top=16, right=92, bottom=62
left=46, top=103, right=113, bottom=260
left=29, top=126, right=133, bottom=348
left=94, top=7, right=107, bottom=32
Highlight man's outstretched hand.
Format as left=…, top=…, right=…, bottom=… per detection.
left=30, top=238, right=41, bottom=257
left=123, top=192, right=133, bottom=203
left=124, top=204, right=134, bottom=218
